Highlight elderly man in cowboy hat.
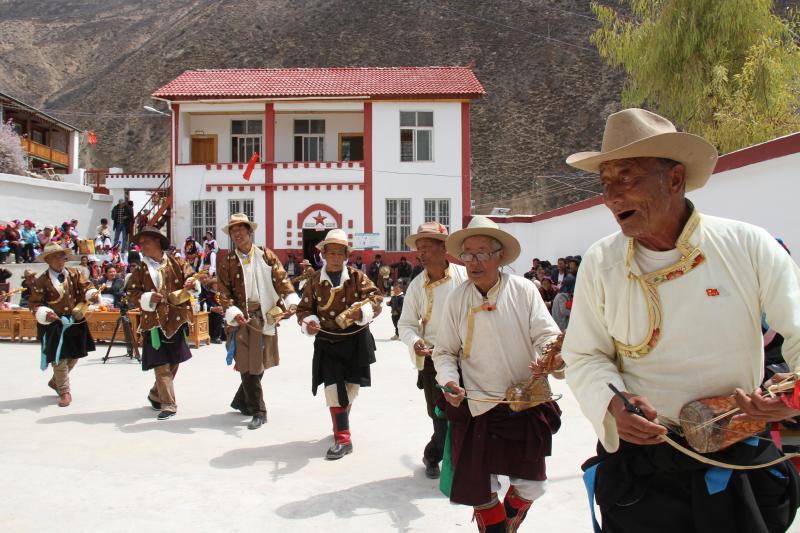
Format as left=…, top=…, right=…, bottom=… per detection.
left=215, top=213, right=299, bottom=430
left=28, top=243, right=99, bottom=407
left=295, top=228, right=383, bottom=460
left=126, top=227, right=199, bottom=420
left=398, top=221, right=468, bottom=479
left=432, top=216, right=563, bottom=532
left=562, top=108, right=800, bottom=533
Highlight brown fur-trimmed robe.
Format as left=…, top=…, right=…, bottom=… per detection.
left=126, top=254, right=195, bottom=338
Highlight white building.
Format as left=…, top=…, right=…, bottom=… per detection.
left=151, top=67, right=485, bottom=263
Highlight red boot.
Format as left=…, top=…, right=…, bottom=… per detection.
left=326, top=406, right=353, bottom=460
left=504, top=486, right=533, bottom=532
left=473, top=498, right=506, bottom=532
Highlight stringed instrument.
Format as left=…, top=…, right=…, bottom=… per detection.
left=679, top=373, right=800, bottom=453
left=0, top=287, right=25, bottom=301
left=167, top=272, right=209, bottom=305
left=505, top=332, right=565, bottom=412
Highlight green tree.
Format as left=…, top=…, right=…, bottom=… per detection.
left=591, top=0, right=800, bottom=152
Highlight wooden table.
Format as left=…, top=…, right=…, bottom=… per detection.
left=86, top=310, right=124, bottom=343
left=18, top=310, right=38, bottom=341
left=127, top=310, right=209, bottom=348
left=0, top=309, right=19, bottom=340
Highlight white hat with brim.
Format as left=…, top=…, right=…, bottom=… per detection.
left=316, top=228, right=352, bottom=254
left=566, top=108, right=719, bottom=192
left=222, top=213, right=258, bottom=235
left=445, top=216, right=520, bottom=267
left=38, top=243, right=74, bottom=263
left=405, top=221, right=449, bottom=251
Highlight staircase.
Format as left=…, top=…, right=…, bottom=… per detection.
left=133, top=174, right=172, bottom=241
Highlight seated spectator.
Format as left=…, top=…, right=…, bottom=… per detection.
left=3, top=221, right=22, bottom=263
left=0, top=240, right=9, bottom=264
left=539, top=276, right=557, bottom=311
left=552, top=257, right=567, bottom=287
left=20, top=269, right=36, bottom=308
left=551, top=275, right=575, bottom=331
left=20, top=220, right=37, bottom=262
left=38, top=225, right=55, bottom=250
left=200, top=277, right=224, bottom=344
left=77, top=255, right=91, bottom=279
left=98, top=265, right=125, bottom=308
left=202, top=241, right=217, bottom=276
left=184, top=236, right=200, bottom=271
left=95, top=218, right=113, bottom=252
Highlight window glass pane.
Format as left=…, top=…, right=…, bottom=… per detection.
left=424, top=199, right=435, bottom=222
left=386, top=199, right=397, bottom=225
left=400, top=199, right=411, bottom=225
left=310, top=120, right=325, bottom=134
left=400, top=130, right=414, bottom=161
left=416, top=130, right=432, bottom=161
left=400, top=112, right=416, bottom=127
left=387, top=226, right=397, bottom=251
left=400, top=226, right=411, bottom=251
left=231, top=120, right=245, bottom=134
left=244, top=200, right=254, bottom=220
left=294, top=136, right=303, bottom=161
left=247, top=120, right=262, bottom=134
left=294, top=120, right=309, bottom=134
left=418, top=112, right=433, bottom=127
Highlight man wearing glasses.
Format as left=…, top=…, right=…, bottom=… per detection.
left=433, top=216, right=563, bottom=532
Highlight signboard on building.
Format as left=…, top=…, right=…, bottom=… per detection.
left=354, top=232, right=381, bottom=250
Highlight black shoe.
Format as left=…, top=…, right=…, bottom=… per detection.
left=247, top=415, right=266, bottom=430
left=212, top=338, right=222, bottom=344
left=148, top=397, right=161, bottom=411
left=326, top=442, right=353, bottom=460
left=423, top=457, right=441, bottom=479
left=157, top=410, right=176, bottom=421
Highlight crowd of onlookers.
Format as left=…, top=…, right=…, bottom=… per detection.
left=522, top=255, right=581, bottom=331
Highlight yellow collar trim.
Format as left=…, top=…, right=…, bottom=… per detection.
left=463, top=277, right=502, bottom=359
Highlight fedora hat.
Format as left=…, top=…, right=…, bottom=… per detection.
left=38, top=243, right=74, bottom=262
left=316, top=228, right=352, bottom=254
left=222, top=213, right=258, bottom=235
left=405, top=221, right=449, bottom=251
left=566, top=108, right=719, bottom=191
left=132, top=227, right=169, bottom=249
left=446, top=216, right=520, bottom=267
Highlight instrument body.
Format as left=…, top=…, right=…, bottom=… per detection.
left=167, top=272, right=208, bottom=305
left=334, top=300, right=370, bottom=330
left=505, top=333, right=564, bottom=412
left=680, top=396, right=767, bottom=453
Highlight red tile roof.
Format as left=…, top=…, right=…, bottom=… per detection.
left=152, top=67, right=485, bottom=100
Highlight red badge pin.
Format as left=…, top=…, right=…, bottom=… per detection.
left=706, top=288, right=720, bottom=297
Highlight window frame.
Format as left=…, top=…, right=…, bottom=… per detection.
left=423, top=198, right=450, bottom=233
left=293, top=119, right=326, bottom=162
left=399, top=111, right=434, bottom=163
left=385, top=198, right=412, bottom=252
left=231, top=119, right=263, bottom=164
left=191, top=200, right=216, bottom=242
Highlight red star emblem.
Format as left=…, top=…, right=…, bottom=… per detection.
left=313, top=212, right=327, bottom=225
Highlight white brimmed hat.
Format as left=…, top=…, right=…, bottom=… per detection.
left=566, top=108, right=719, bottom=191
left=405, top=221, right=449, bottom=251
left=38, top=243, right=74, bottom=262
left=316, top=228, right=352, bottom=253
left=222, top=213, right=258, bottom=235
left=446, top=216, right=520, bottom=267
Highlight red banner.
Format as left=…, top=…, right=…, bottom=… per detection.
left=243, top=152, right=259, bottom=181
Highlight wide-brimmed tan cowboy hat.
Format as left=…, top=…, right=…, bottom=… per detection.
left=405, top=221, right=449, bottom=251
left=38, top=243, right=74, bottom=262
left=316, top=228, right=352, bottom=253
left=566, top=108, right=719, bottom=191
left=131, top=226, right=169, bottom=249
left=222, top=213, right=258, bottom=235
left=446, top=216, right=520, bottom=267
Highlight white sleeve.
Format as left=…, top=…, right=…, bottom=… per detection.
left=301, top=314, right=320, bottom=336
left=754, top=228, right=800, bottom=372
left=283, top=291, right=301, bottom=308
left=85, top=288, right=99, bottom=303
left=225, top=306, right=243, bottom=326
left=355, top=302, right=373, bottom=325
left=35, top=306, right=56, bottom=325
left=398, top=281, right=424, bottom=366
left=562, top=253, right=626, bottom=453
left=528, top=282, right=562, bottom=353
left=140, top=292, right=158, bottom=312
left=432, top=291, right=463, bottom=387
left=188, top=280, right=201, bottom=296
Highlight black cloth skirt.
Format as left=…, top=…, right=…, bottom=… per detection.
left=311, top=328, right=376, bottom=407
left=584, top=434, right=800, bottom=533
left=141, top=325, right=192, bottom=371
left=38, top=319, right=95, bottom=363
left=443, top=398, right=562, bottom=506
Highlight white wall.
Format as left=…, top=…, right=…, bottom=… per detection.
left=0, top=173, right=113, bottom=237
left=371, top=101, right=463, bottom=248
left=495, top=150, right=800, bottom=274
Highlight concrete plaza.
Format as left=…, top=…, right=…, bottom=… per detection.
left=0, top=308, right=627, bottom=532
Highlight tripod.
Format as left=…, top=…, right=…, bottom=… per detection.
left=103, top=305, right=140, bottom=363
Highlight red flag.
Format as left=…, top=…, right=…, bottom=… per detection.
left=243, top=152, right=259, bottom=181
left=87, top=131, right=97, bottom=145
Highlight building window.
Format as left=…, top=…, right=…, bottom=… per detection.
left=386, top=199, right=411, bottom=252
left=294, top=119, right=325, bottom=161
left=191, top=200, right=216, bottom=241
left=231, top=120, right=262, bottom=163
left=400, top=111, right=433, bottom=162
left=424, top=199, right=450, bottom=232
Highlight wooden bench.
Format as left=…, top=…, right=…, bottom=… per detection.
left=127, top=310, right=209, bottom=348
left=86, top=310, right=123, bottom=343
left=18, top=310, right=38, bottom=341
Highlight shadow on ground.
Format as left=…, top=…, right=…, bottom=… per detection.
left=0, top=395, right=56, bottom=414
left=209, top=438, right=329, bottom=480
left=275, top=465, right=445, bottom=532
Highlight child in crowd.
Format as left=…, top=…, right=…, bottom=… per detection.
left=0, top=240, right=9, bottom=264
left=388, top=283, right=405, bottom=340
